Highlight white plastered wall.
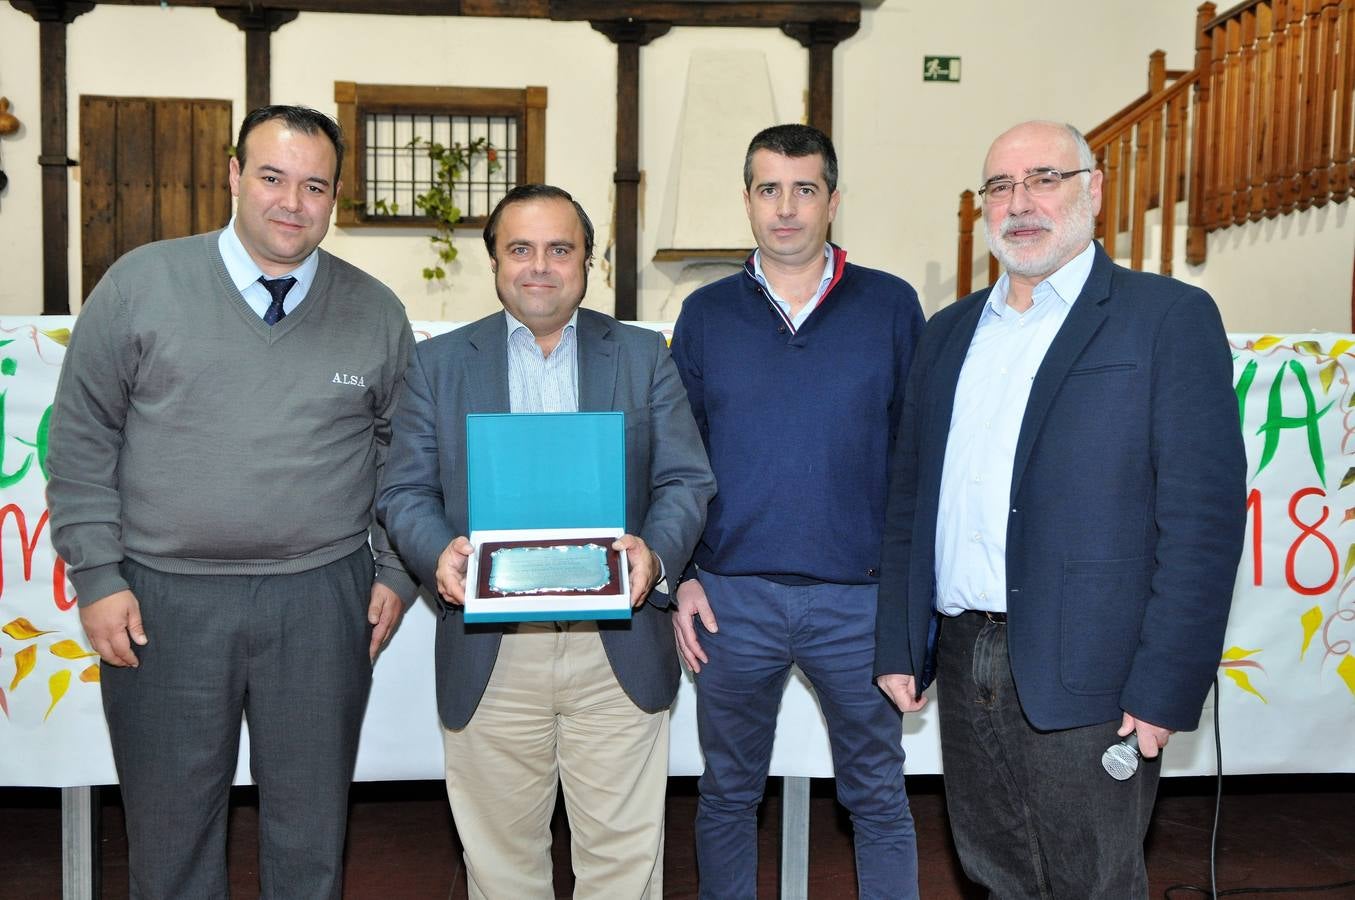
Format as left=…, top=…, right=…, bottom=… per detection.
left=0, top=9, right=43, bottom=313
left=271, top=12, right=615, bottom=322
left=0, top=0, right=1349, bottom=330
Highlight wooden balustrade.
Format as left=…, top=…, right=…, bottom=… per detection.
left=956, top=0, right=1355, bottom=299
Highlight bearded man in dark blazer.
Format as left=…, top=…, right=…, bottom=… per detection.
left=875, top=121, right=1246, bottom=899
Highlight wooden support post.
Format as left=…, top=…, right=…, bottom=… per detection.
left=1296, top=0, right=1322, bottom=210
left=11, top=1, right=94, bottom=315
left=782, top=21, right=859, bottom=137
left=1220, top=17, right=1242, bottom=224
left=1334, top=0, right=1355, bottom=203
left=1147, top=50, right=1166, bottom=208
left=1250, top=1, right=1274, bottom=222
left=1187, top=2, right=1217, bottom=265
left=1234, top=7, right=1257, bottom=225
left=1105, top=137, right=1122, bottom=258
left=1161, top=94, right=1184, bottom=275
left=1132, top=121, right=1150, bottom=269
left=1313, top=0, right=1341, bottom=205
left=216, top=7, right=299, bottom=114
left=592, top=19, right=670, bottom=321
left=957, top=190, right=975, bottom=299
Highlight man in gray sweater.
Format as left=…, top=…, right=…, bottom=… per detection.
left=46, top=106, right=414, bottom=900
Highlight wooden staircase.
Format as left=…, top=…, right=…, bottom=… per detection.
left=956, top=0, right=1355, bottom=298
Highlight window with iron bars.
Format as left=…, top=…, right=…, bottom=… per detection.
left=334, top=82, right=546, bottom=229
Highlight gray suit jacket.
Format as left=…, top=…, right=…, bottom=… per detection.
left=378, top=308, right=715, bottom=730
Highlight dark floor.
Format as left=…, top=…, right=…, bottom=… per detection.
left=2, top=774, right=1353, bottom=898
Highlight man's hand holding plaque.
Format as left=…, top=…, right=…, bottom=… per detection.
left=436, top=536, right=475, bottom=606
left=613, top=534, right=661, bottom=607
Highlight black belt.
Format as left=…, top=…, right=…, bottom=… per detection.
left=963, top=609, right=1007, bottom=624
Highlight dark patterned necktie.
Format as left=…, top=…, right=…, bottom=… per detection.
left=258, top=276, right=297, bottom=326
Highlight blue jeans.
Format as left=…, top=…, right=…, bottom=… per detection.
left=693, top=572, right=918, bottom=900
left=937, top=611, right=1161, bottom=899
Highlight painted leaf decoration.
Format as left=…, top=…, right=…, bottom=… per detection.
left=10, top=645, right=36, bottom=691
left=1300, top=606, right=1324, bottom=658
left=1345, top=543, right=1355, bottom=578
left=1344, top=508, right=1355, bottom=526
left=1294, top=340, right=1322, bottom=356
left=1337, top=655, right=1355, bottom=698
left=79, top=664, right=100, bottom=684
left=49, top=640, right=96, bottom=660
left=0, top=686, right=7, bottom=718
left=1251, top=335, right=1284, bottom=351
left=38, top=327, right=71, bottom=347
left=1221, top=646, right=1261, bottom=661
left=3, top=618, right=54, bottom=640
left=1223, top=668, right=1268, bottom=703
left=1220, top=659, right=1263, bottom=670
left=1343, top=467, right=1355, bottom=490
left=44, top=669, right=71, bottom=721
left=1330, top=339, right=1355, bottom=359
left=1319, top=361, right=1338, bottom=393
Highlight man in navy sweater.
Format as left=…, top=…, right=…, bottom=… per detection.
left=670, top=124, right=926, bottom=899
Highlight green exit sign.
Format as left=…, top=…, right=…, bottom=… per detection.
left=923, top=56, right=961, bottom=83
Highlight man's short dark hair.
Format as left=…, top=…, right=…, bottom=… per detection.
left=235, top=106, right=345, bottom=185
left=743, top=124, right=839, bottom=194
left=482, top=184, right=596, bottom=264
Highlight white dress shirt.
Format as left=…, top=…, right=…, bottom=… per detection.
left=934, top=241, right=1096, bottom=615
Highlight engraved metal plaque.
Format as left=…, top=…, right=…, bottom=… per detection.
left=474, top=537, right=623, bottom=600
left=489, top=543, right=611, bottom=595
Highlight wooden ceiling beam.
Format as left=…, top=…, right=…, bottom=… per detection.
left=65, top=0, right=859, bottom=28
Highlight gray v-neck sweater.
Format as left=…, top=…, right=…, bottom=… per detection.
left=47, top=231, right=415, bottom=605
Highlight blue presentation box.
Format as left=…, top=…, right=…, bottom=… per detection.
left=464, top=411, right=631, bottom=623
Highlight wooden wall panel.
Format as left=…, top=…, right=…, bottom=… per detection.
left=79, top=97, right=118, bottom=298
left=192, top=101, right=234, bottom=233
left=155, top=100, right=195, bottom=239
left=79, top=96, right=232, bottom=293
left=113, top=99, right=155, bottom=260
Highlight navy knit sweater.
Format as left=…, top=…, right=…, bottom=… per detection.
left=670, top=250, right=925, bottom=585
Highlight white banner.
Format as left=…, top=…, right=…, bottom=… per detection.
left=1, top=320, right=1351, bottom=786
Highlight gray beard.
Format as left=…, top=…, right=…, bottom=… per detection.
left=987, top=189, right=1096, bottom=280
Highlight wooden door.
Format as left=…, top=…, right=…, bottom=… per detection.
left=79, top=96, right=232, bottom=297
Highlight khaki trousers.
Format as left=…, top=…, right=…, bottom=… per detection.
left=443, top=622, right=668, bottom=900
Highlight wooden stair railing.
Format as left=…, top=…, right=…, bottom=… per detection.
left=956, top=0, right=1355, bottom=299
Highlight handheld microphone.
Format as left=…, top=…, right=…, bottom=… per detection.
left=1101, top=732, right=1140, bottom=781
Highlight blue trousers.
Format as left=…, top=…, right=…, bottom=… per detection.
left=693, top=572, right=918, bottom=900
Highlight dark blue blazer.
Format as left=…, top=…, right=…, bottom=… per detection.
left=377, top=309, right=716, bottom=731
left=875, top=244, right=1246, bottom=732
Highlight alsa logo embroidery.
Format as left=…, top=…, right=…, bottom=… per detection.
left=333, top=372, right=367, bottom=387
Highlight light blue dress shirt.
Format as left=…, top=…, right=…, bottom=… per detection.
left=217, top=217, right=319, bottom=319
left=752, top=244, right=835, bottom=332
left=934, top=241, right=1096, bottom=616
left=503, top=308, right=666, bottom=588
left=505, top=309, right=580, bottom=413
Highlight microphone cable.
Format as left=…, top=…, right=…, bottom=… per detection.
left=1162, top=677, right=1355, bottom=898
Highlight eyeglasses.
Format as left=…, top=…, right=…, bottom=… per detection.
left=977, top=168, right=1090, bottom=201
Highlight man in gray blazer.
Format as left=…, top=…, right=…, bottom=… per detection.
left=378, top=184, right=715, bottom=899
